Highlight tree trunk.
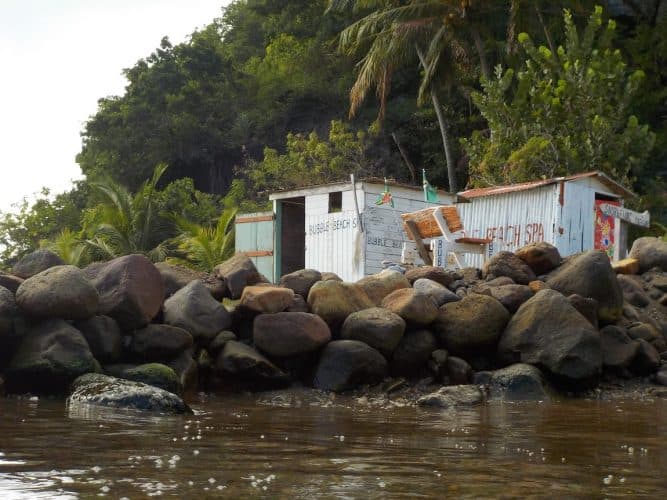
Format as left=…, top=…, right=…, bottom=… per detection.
left=416, top=47, right=458, bottom=192
left=472, top=29, right=491, bottom=80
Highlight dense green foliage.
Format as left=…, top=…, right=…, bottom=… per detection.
left=1, top=0, right=665, bottom=268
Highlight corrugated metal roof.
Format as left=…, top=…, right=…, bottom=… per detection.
left=459, top=171, right=634, bottom=199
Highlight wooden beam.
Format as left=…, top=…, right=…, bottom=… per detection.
left=404, top=220, right=432, bottom=265
left=236, top=214, right=274, bottom=224
left=243, top=250, right=273, bottom=257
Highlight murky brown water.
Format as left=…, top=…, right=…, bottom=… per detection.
left=0, top=392, right=665, bottom=498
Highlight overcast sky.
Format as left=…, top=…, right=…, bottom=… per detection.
left=0, top=0, right=230, bottom=213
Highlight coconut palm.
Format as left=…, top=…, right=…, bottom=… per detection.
left=83, top=163, right=171, bottom=262
left=168, top=207, right=237, bottom=271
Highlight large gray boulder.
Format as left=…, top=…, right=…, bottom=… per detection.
left=278, top=269, right=322, bottom=298
left=214, top=253, right=266, bottom=299
left=599, top=325, right=639, bottom=375
left=475, top=363, right=552, bottom=401
left=155, top=262, right=226, bottom=300
left=5, top=318, right=98, bottom=394
left=483, top=251, right=536, bottom=285
left=629, top=237, right=667, bottom=273
left=0, top=272, right=23, bottom=294
left=340, top=307, right=405, bottom=358
left=16, top=265, right=99, bottom=320
left=163, top=280, right=232, bottom=343
left=487, top=284, right=534, bottom=313
left=433, top=294, right=510, bottom=356
left=545, top=250, right=623, bottom=323
left=85, top=254, right=164, bottom=330
left=417, top=385, right=483, bottom=408
left=254, top=312, right=331, bottom=358
left=498, top=289, right=602, bottom=384
left=405, top=266, right=460, bottom=288
left=313, top=340, right=387, bottom=392
left=390, top=329, right=438, bottom=377
left=515, top=242, right=561, bottom=275
left=0, top=286, right=17, bottom=338
left=357, top=270, right=410, bottom=306
left=68, top=373, right=191, bottom=414
left=216, top=340, right=290, bottom=390
left=307, top=281, right=374, bottom=331
left=412, top=278, right=460, bottom=307
left=128, top=324, right=193, bottom=362
left=381, top=288, right=438, bottom=327
left=74, top=315, right=122, bottom=364
left=12, top=249, right=64, bottom=279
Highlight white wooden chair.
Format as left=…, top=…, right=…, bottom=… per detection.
left=400, top=206, right=491, bottom=269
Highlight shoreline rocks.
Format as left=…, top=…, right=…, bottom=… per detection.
left=0, top=240, right=665, bottom=413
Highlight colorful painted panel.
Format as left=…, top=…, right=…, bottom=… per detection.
left=594, top=199, right=618, bottom=259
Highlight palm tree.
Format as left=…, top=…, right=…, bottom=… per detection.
left=41, top=228, right=88, bottom=267
left=168, top=207, right=237, bottom=271
left=83, top=163, right=171, bottom=262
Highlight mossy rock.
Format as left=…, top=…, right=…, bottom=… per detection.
left=122, top=363, right=183, bottom=396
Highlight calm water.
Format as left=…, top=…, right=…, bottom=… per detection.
left=0, top=391, right=665, bottom=498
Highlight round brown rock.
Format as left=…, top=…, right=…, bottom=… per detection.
left=340, top=307, right=405, bottom=357
left=254, top=312, right=331, bottom=358
left=381, top=288, right=438, bottom=327
left=307, top=281, right=373, bottom=331
left=483, top=251, right=536, bottom=285
left=515, top=242, right=561, bottom=275
left=357, top=270, right=410, bottom=306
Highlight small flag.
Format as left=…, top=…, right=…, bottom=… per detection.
left=423, top=169, right=438, bottom=202
left=375, top=178, right=394, bottom=207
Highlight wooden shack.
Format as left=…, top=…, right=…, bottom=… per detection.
left=235, top=178, right=457, bottom=282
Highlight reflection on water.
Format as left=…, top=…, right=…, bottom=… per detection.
left=1, top=393, right=666, bottom=498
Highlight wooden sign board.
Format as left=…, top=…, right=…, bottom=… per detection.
left=598, top=204, right=650, bottom=228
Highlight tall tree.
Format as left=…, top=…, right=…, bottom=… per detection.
left=463, top=6, right=655, bottom=187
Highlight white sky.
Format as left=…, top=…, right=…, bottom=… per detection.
left=0, top=0, right=230, bottom=213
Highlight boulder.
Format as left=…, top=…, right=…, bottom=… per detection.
left=629, top=237, right=667, bottom=273
left=405, top=266, right=460, bottom=288
left=630, top=339, right=661, bottom=375
left=320, top=272, right=343, bottom=282
left=434, top=294, right=510, bottom=356
left=340, top=307, right=405, bottom=358
left=515, top=242, right=561, bottom=275
left=165, top=350, right=199, bottom=395
left=5, top=318, right=98, bottom=394
left=0, top=286, right=17, bottom=337
left=216, top=340, right=290, bottom=389
left=207, top=331, right=237, bottom=356
left=214, top=253, right=265, bottom=299
left=313, top=340, right=387, bottom=392
left=417, top=385, right=483, bottom=408
left=528, top=280, right=549, bottom=293
left=484, top=276, right=515, bottom=287
left=239, top=286, right=295, bottom=314
left=567, top=294, right=599, bottom=329
left=627, top=323, right=662, bottom=344
left=163, top=280, right=232, bottom=343
left=475, top=363, right=551, bottom=401
left=254, top=312, right=331, bottom=358
left=155, top=262, right=226, bottom=300
left=307, top=281, right=373, bottom=331
left=444, top=356, right=473, bottom=385
left=85, top=254, right=164, bottom=330
left=498, top=289, right=602, bottom=384
left=487, top=284, right=534, bottom=313
left=74, top=315, right=122, bottom=363
left=412, top=278, right=460, bottom=307
left=390, top=329, right=438, bottom=377
left=545, top=250, right=623, bottom=323
left=119, top=363, right=182, bottom=395
left=482, top=251, right=536, bottom=285
left=12, top=249, right=64, bottom=279
left=617, top=274, right=651, bottom=308
left=599, top=325, right=639, bottom=374
left=286, top=294, right=309, bottom=313
left=68, top=373, right=191, bottom=414
left=16, top=265, right=99, bottom=320
left=357, top=270, right=410, bottom=306
left=0, top=272, right=23, bottom=294
left=381, top=288, right=438, bottom=327
left=128, top=324, right=193, bottom=362
left=278, top=269, right=322, bottom=298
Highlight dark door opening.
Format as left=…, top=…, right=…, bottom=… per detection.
left=278, top=197, right=305, bottom=277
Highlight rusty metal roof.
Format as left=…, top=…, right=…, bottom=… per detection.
left=459, top=171, right=635, bottom=199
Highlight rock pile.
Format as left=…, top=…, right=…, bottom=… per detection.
left=0, top=237, right=666, bottom=412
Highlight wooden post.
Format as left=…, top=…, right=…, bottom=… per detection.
left=404, top=220, right=432, bottom=265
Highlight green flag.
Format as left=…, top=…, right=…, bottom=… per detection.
left=423, top=169, right=438, bottom=202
